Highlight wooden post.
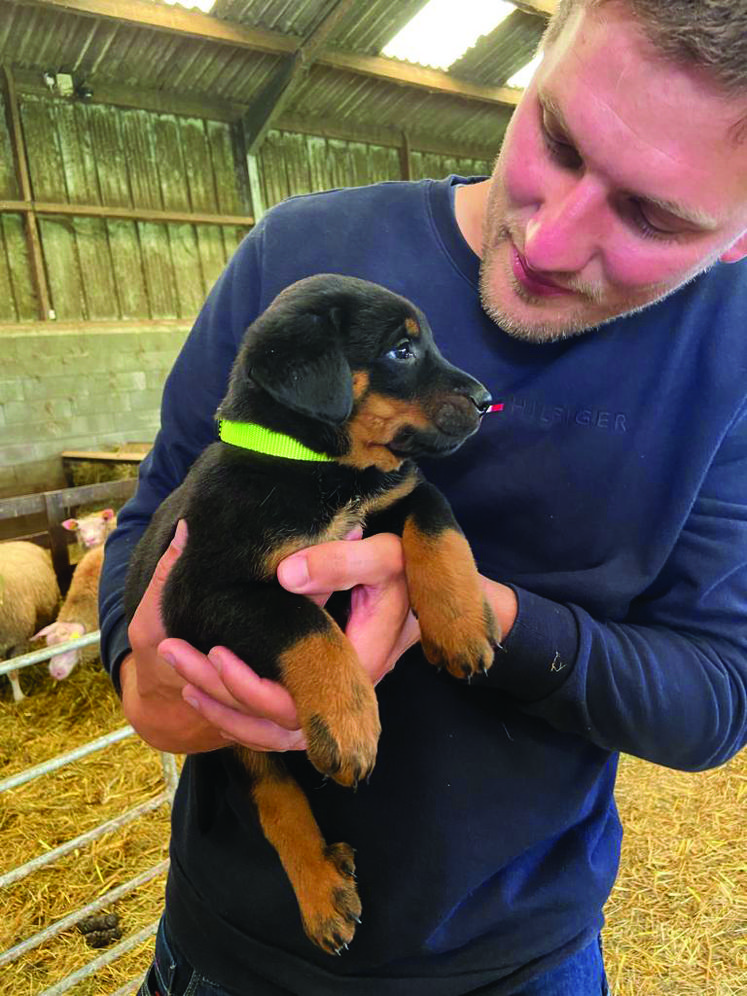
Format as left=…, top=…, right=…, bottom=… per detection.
left=2, top=67, right=52, bottom=320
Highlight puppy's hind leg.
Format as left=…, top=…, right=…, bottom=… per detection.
left=237, top=748, right=361, bottom=954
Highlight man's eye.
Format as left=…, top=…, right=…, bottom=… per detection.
left=386, top=340, right=415, bottom=361
left=541, top=112, right=582, bottom=170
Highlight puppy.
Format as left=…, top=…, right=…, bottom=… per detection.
left=125, top=274, right=498, bottom=954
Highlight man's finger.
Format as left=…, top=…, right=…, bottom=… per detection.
left=128, top=519, right=188, bottom=646
left=158, top=638, right=243, bottom=710
left=208, top=646, right=301, bottom=731
left=278, top=533, right=404, bottom=594
left=182, top=684, right=306, bottom=752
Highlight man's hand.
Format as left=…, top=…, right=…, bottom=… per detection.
left=158, top=530, right=417, bottom=754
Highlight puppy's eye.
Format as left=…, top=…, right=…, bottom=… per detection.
left=386, top=339, right=415, bottom=362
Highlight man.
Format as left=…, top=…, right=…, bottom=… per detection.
left=100, top=1, right=747, bottom=993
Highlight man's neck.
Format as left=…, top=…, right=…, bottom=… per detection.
left=454, top=180, right=489, bottom=259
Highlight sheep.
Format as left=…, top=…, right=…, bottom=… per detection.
left=35, top=544, right=104, bottom=681
left=62, top=508, right=116, bottom=549
left=0, top=542, right=60, bottom=701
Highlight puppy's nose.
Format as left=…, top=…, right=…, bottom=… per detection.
left=471, top=387, right=493, bottom=416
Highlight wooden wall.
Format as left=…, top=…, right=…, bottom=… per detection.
left=0, top=74, right=494, bottom=498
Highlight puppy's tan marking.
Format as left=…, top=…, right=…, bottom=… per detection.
left=341, top=392, right=430, bottom=472
left=352, top=370, right=370, bottom=399
left=241, top=750, right=361, bottom=953
left=402, top=524, right=499, bottom=679
left=279, top=625, right=380, bottom=787
left=260, top=468, right=419, bottom=579
left=405, top=317, right=420, bottom=337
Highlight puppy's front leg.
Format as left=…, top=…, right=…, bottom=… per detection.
left=278, top=612, right=380, bottom=789
left=237, top=749, right=361, bottom=954
left=399, top=482, right=499, bottom=679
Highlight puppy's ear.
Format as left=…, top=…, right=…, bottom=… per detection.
left=247, top=309, right=353, bottom=424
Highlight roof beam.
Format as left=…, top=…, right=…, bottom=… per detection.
left=24, top=0, right=522, bottom=109
left=512, top=0, right=556, bottom=15
left=242, top=0, right=357, bottom=155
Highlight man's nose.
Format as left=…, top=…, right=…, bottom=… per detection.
left=523, top=175, right=607, bottom=274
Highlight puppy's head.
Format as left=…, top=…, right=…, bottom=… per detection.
left=220, top=274, right=491, bottom=471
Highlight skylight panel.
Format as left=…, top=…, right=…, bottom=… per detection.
left=382, top=0, right=516, bottom=71
left=161, top=0, right=216, bottom=13
left=507, top=52, right=543, bottom=88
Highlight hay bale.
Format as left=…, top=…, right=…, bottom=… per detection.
left=1, top=659, right=745, bottom=994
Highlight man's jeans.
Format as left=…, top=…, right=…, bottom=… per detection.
left=140, top=917, right=610, bottom=996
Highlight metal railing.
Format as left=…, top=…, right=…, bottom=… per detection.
left=1, top=631, right=177, bottom=995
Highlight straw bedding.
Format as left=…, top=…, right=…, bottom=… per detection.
left=0, top=660, right=745, bottom=995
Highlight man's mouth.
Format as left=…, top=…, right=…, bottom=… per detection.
left=510, top=244, right=574, bottom=298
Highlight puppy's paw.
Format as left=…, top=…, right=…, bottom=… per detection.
left=299, top=842, right=361, bottom=955
left=304, top=682, right=380, bottom=788
left=421, top=596, right=499, bottom=679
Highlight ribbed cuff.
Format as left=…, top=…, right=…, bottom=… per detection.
left=485, top=586, right=580, bottom=702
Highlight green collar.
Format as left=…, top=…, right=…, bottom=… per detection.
left=218, top=419, right=334, bottom=462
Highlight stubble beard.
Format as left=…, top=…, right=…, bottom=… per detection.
left=477, top=188, right=718, bottom=344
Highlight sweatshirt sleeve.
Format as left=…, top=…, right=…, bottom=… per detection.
left=484, top=406, right=747, bottom=773
left=98, top=227, right=265, bottom=694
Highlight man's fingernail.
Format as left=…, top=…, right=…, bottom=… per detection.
left=161, top=652, right=176, bottom=667
left=184, top=695, right=199, bottom=710
left=172, top=519, right=188, bottom=551
left=208, top=649, right=222, bottom=673
left=278, top=555, right=309, bottom=590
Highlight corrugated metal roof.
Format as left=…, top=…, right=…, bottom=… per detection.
left=1, top=0, right=546, bottom=154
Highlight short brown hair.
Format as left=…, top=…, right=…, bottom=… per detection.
left=544, top=0, right=747, bottom=96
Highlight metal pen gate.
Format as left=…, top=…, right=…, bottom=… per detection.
left=0, top=631, right=177, bottom=995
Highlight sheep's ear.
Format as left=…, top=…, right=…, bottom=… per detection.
left=101, top=508, right=115, bottom=520
left=62, top=519, right=78, bottom=532
left=248, top=310, right=353, bottom=425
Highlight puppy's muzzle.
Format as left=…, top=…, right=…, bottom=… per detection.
left=433, top=383, right=492, bottom=437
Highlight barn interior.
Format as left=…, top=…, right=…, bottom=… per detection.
left=0, top=2, right=745, bottom=994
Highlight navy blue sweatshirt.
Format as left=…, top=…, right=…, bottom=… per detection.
left=99, top=177, right=747, bottom=995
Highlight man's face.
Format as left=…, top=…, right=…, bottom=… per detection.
left=479, top=1, right=747, bottom=341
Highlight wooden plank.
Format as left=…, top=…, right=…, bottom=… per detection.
left=208, top=120, right=242, bottom=216
left=44, top=488, right=73, bottom=586
left=61, top=450, right=146, bottom=462
left=153, top=114, right=190, bottom=213
left=180, top=118, right=216, bottom=214
left=27, top=0, right=298, bottom=56
left=167, top=222, right=206, bottom=319
left=512, top=0, right=556, bottom=16
left=120, top=109, right=162, bottom=211
left=317, top=52, right=522, bottom=108
left=75, top=215, right=119, bottom=319
left=138, top=221, right=178, bottom=318
left=400, top=132, right=412, bottom=181
left=88, top=103, right=131, bottom=207
left=195, top=224, right=227, bottom=296
left=55, top=100, right=99, bottom=204
left=106, top=218, right=149, bottom=318
left=0, top=88, right=20, bottom=200
left=17, top=94, right=67, bottom=202
left=0, top=216, right=17, bottom=321
left=0, top=478, right=137, bottom=521
left=3, top=71, right=51, bottom=318
left=38, top=215, right=84, bottom=320
left=1, top=213, right=37, bottom=320
left=0, top=200, right=254, bottom=227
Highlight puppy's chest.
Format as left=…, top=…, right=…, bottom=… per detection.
left=261, top=469, right=417, bottom=577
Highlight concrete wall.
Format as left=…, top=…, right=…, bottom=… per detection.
left=0, top=323, right=189, bottom=499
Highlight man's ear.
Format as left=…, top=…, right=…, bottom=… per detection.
left=720, top=230, right=747, bottom=264
left=247, top=310, right=353, bottom=425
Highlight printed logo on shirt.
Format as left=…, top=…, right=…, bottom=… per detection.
left=495, top=395, right=628, bottom=433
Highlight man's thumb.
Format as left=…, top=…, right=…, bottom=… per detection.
left=147, top=519, right=188, bottom=594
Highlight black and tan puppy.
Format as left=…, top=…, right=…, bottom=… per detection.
left=125, top=274, right=498, bottom=955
